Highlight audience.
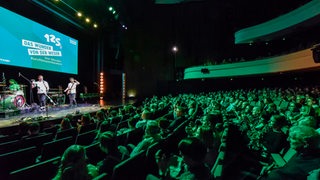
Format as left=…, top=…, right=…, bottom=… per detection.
left=2, top=86, right=320, bottom=179
left=261, top=125, right=320, bottom=180
left=97, top=131, right=122, bottom=178
left=53, top=145, right=98, bottom=180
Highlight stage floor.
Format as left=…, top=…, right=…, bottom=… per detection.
left=0, top=103, right=109, bottom=128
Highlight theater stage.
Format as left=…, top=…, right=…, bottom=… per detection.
left=0, top=103, right=110, bottom=129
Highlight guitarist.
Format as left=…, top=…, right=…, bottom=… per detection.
left=64, top=77, right=80, bottom=107
left=31, top=75, right=49, bottom=110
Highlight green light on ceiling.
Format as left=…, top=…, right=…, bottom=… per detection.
left=108, top=7, right=113, bottom=11
left=112, top=10, right=116, bottom=14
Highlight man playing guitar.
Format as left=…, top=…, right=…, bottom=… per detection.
left=32, top=75, right=49, bottom=110
left=64, top=77, right=80, bottom=107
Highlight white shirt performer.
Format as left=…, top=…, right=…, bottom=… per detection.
left=64, top=77, right=80, bottom=107
left=31, top=75, right=49, bottom=108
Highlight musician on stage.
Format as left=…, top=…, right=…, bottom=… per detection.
left=8, top=79, right=20, bottom=92
left=31, top=75, right=49, bottom=109
left=64, top=77, right=80, bottom=107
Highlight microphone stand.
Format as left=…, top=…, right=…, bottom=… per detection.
left=18, top=72, right=33, bottom=106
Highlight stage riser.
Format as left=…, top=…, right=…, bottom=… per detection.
left=0, top=110, right=20, bottom=119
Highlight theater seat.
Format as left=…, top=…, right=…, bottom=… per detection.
left=111, top=151, right=147, bottom=180
left=75, top=130, right=96, bottom=146
left=85, top=142, right=106, bottom=164
left=9, top=156, right=60, bottom=180
left=0, top=146, right=37, bottom=179
left=40, top=136, right=73, bottom=161
left=55, top=127, right=77, bottom=141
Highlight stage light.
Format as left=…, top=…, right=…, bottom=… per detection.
left=99, top=72, right=104, bottom=100
left=85, top=18, right=90, bottom=23
left=77, top=12, right=82, bottom=17
left=112, top=10, right=116, bottom=14
left=93, top=23, right=98, bottom=28
left=108, top=7, right=113, bottom=11
left=128, top=89, right=136, bottom=98
left=172, top=46, right=178, bottom=52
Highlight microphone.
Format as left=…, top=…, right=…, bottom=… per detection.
left=19, top=72, right=21, bottom=77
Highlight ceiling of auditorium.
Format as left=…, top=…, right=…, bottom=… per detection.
left=58, top=0, right=311, bottom=30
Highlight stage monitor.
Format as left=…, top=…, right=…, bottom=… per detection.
left=0, top=7, right=78, bottom=74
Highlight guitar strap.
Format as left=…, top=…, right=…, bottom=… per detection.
left=68, top=82, right=75, bottom=94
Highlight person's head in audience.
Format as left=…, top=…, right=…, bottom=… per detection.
left=95, top=110, right=106, bottom=122
left=296, top=95, right=305, bottom=106
left=18, top=121, right=30, bottom=136
left=127, top=117, right=138, bottom=130
left=288, top=125, right=320, bottom=151
left=263, top=97, right=273, bottom=105
left=109, top=110, right=118, bottom=117
left=58, top=117, right=70, bottom=130
left=306, top=97, right=318, bottom=108
left=266, top=103, right=277, bottom=113
left=269, top=115, right=287, bottom=132
left=288, top=102, right=298, bottom=113
left=141, top=109, right=152, bottom=120
left=27, top=122, right=40, bottom=136
left=252, top=106, right=261, bottom=117
left=144, top=121, right=161, bottom=139
left=298, top=116, right=317, bottom=129
left=99, top=131, right=117, bottom=155
left=240, top=102, right=249, bottom=111
left=173, top=106, right=184, bottom=120
left=244, top=105, right=253, bottom=114
left=196, top=126, right=214, bottom=149
left=54, top=145, right=91, bottom=180
left=79, top=113, right=91, bottom=126
left=98, top=121, right=111, bottom=134
left=178, top=137, right=207, bottom=168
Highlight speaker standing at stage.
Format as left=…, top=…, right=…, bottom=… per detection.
left=31, top=75, right=49, bottom=109
left=64, top=77, right=80, bottom=107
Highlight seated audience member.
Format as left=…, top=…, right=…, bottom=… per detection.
left=261, top=125, right=320, bottom=180
left=94, top=121, right=116, bottom=142
left=22, top=122, right=43, bottom=138
left=59, top=118, right=73, bottom=131
left=94, top=110, right=107, bottom=124
left=130, top=121, right=162, bottom=157
left=298, top=116, right=317, bottom=129
left=53, top=145, right=98, bottom=180
left=117, top=117, right=139, bottom=135
left=97, top=131, right=122, bottom=178
left=285, top=102, right=300, bottom=124
left=158, top=118, right=171, bottom=138
left=167, top=106, right=186, bottom=130
left=261, top=115, right=288, bottom=153
left=148, top=137, right=210, bottom=180
left=296, top=105, right=315, bottom=122
left=135, top=109, right=153, bottom=128
left=196, top=126, right=218, bottom=167
left=16, top=121, right=30, bottom=138
left=77, top=113, right=93, bottom=132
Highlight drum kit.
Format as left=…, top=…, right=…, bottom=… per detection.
left=0, top=83, right=27, bottom=110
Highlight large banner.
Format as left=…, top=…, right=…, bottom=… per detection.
left=0, top=7, right=78, bottom=74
